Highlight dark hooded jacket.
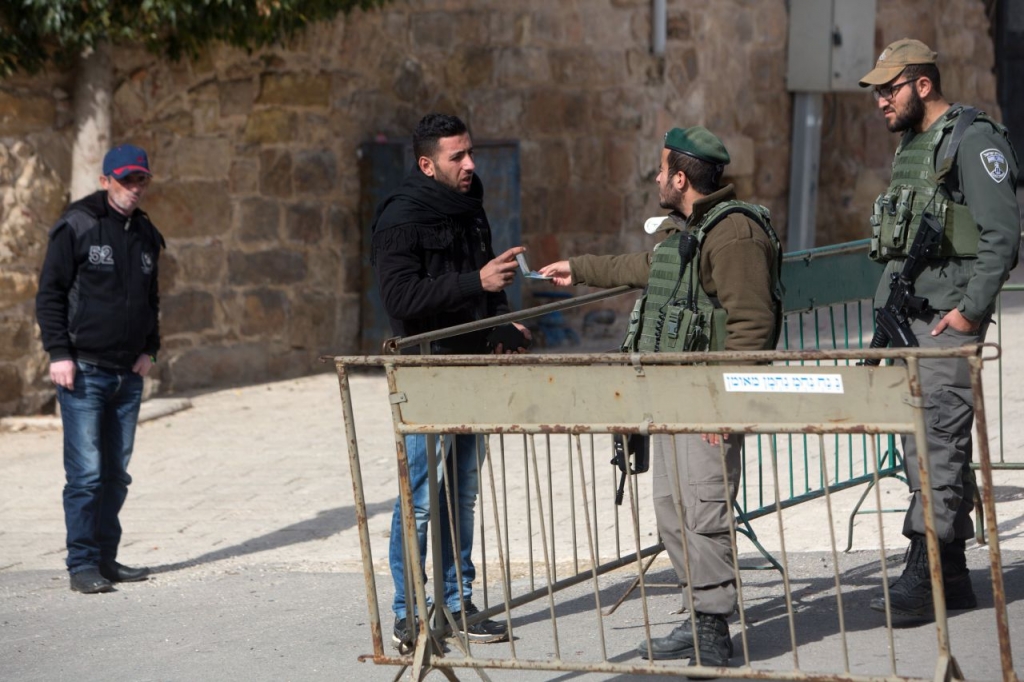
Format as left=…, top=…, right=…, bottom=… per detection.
left=36, top=190, right=164, bottom=370
left=370, top=168, right=509, bottom=354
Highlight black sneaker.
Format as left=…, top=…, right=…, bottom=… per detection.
left=392, top=615, right=420, bottom=654
left=450, top=602, right=509, bottom=643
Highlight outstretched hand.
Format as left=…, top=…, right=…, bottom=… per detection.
left=481, top=246, right=526, bottom=292
left=537, top=260, right=572, bottom=287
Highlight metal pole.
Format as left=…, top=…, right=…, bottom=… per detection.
left=786, top=92, right=823, bottom=252
left=651, top=0, right=666, bottom=56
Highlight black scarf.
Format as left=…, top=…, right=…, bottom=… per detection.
left=371, top=167, right=484, bottom=235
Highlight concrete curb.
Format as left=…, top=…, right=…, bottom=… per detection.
left=0, top=397, right=192, bottom=432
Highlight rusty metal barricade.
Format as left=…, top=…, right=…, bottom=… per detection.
left=331, top=345, right=1017, bottom=682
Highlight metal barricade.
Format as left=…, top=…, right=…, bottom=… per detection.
left=331, top=346, right=1017, bottom=682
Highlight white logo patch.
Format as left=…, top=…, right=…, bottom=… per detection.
left=88, top=245, right=114, bottom=265
left=980, top=148, right=1009, bottom=183
left=141, top=252, right=154, bottom=274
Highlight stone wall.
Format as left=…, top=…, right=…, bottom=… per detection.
left=0, top=0, right=1002, bottom=415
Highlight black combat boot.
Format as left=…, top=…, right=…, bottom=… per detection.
left=686, top=612, right=733, bottom=677
left=870, top=533, right=932, bottom=617
left=636, top=612, right=734, bottom=662
left=941, top=539, right=977, bottom=610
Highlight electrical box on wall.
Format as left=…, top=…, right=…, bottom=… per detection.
left=786, top=0, right=877, bottom=92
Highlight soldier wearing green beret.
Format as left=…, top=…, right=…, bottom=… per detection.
left=859, top=39, right=1020, bottom=619
left=539, top=127, right=783, bottom=668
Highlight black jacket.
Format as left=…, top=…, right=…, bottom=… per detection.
left=36, top=191, right=164, bottom=370
left=370, top=168, right=509, bottom=354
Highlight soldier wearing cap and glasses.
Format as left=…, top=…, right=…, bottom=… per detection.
left=539, top=127, right=783, bottom=668
left=36, top=144, right=165, bottom=594
left=859, top=39, right=1020, bottom=619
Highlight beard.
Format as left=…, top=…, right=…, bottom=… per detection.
left=887, top=88, right=925, bottom=133
left=658, top=184, right=682, bottom=211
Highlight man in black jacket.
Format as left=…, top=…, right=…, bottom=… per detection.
left=36, top=144, right=164, bottom=594
left=371, top=113, right=528, bottom=651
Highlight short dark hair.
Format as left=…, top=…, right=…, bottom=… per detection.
left=413, top=113, right=468, bottom=161
left=901, top=63, right=942, bottom=97
left=667, top=149, right=722, bottom=196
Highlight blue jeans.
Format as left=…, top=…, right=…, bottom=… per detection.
left=57, top=361, right=143, bottom=573
left=389, top=434, right=483, bottom=619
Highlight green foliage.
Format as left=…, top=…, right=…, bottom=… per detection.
left=0, top=0, right=389, bottom=76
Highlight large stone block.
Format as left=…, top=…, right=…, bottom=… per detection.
left=285, top=202, right=323, bottom=244
left=0, top=91, right=55, bottom=135
left=259, top=149, right=293, bottom=198
left=161, top=290, right=215, bottom=337
left=0, top=268, right=37, bottom=307
left=243, top=108, right=298, bottom=144
left=445, top=47, right=495, bottom=90
left=292, top=150, right=337, bottom=196
left=570, top=136, right=606, bottom=183
left=160, top=250, right=179, bottom=292
left=219, top=79, right=257, bottom=117
left=718, top=134, right=755, bottom=177
left=166, top=342, right=271, bottom=391
left=667, top=9, right=691, bottom=40
left=495, top=47, right=551, bottom=87
left=465, top=90, right=523, bottom=138
left=549, top=49, right=625, bottom=87
left=229, top=159, right=259, bottom=194
left=113, top=81, right=147, bottom=129
left=754, top=143, right=789, bottom=198
left=239, top=197, right=281, bottom=242
left=227, top=250, right=306, bottom=286
left=288, top=289, right=337, bottom=350
left=240, top=289, right=288, bottom=337
left=393, top=57, right=428, bottom=102
left=256, top=73, right=330, bottom=107
left=173, top=137, right=232, bottom=180
left=590, top=90, right=643, bottom=132
left=522, top=90, right=587, bottom=133
left=0, top=362, right=23, bottom=404
left=143, top=181, right=232, bottom=239
left=521, top=139, right=570, bottom=189
left=0, top=313, right=32, bottom=360
left=326, top=204, right=358, bottom=248
left=174, top=240, right=225, bottom=285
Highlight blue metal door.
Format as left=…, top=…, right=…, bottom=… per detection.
left=358, top=140, right=522, bottom=353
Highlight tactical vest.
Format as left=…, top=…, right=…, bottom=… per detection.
left=621, top=200, right=783, bottom=354
left=870, top=105, right=1014, bottom=262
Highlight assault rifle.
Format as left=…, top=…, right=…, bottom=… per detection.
left=611, top=434, right=649, bottom=505
left=862, top=212, right=944, bottom=366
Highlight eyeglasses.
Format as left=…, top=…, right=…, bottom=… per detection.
left=872, top=78, right=919, bottom=102
left=115, top=173, right=151, bottom=188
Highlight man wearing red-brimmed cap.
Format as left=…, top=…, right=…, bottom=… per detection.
left=860, top=39, right=1020, bottom=619
left=36, top=143, right=164, bottom=594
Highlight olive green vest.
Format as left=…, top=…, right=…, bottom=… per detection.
left=621, top=201, right=783, bottom=354
left=870, top=106, right=1012, bottom=262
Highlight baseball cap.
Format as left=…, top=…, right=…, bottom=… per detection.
left=102, top=144, right=152, bottom=179
left=664, top=126, right=730, bottom=166
left=858, top=39, right=937, bottom=87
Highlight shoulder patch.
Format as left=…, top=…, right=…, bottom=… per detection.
left=980, top=148, right=1009, bottom=183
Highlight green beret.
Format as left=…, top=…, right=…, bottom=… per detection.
left=664, top=126, right=730, bottom=166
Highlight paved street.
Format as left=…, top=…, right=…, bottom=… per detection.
left=2, top=353, right=1024, bottom=680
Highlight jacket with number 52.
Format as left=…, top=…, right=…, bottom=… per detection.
left=36, top=190, right=164, bottom=371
